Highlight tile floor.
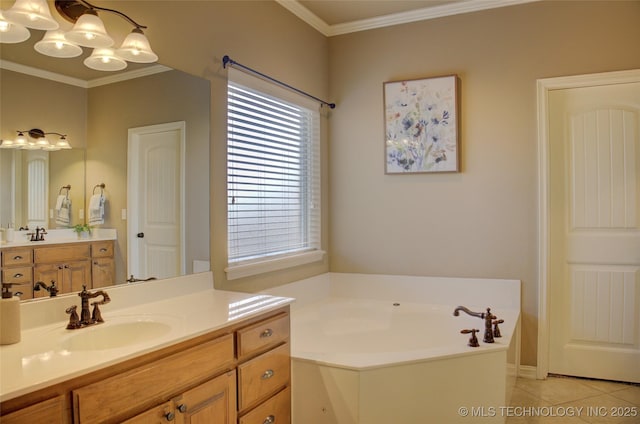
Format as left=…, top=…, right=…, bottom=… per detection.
left=506, top=375, right=639, bottom=423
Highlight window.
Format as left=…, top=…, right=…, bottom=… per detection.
left=226, top=69, right=322, bottom=279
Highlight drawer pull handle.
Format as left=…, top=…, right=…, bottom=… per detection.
left=262, top=369, right=275, bottom=380
left=100, top=248, right=107, bottom=252
left=13, top=255, right=22, bottom=260
left=13, top=273, right=23, bottom=278
left=260, top=328, right=273, bottom=338
left=165, top=411, right=175, bottom=421
left=263, top=415, right=275, bottom=424
left=177, top=404, right=187, bottom=413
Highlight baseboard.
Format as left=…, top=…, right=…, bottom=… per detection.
left=518, top=365, right=538, bottom=379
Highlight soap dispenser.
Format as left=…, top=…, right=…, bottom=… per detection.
left=0, top=282, right=21, bottom=345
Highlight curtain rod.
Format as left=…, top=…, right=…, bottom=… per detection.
left=223, top=55, right=336, bottom=109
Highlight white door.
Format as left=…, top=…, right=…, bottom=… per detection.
left=548, top=81, right=640, bottom=382
left=128, top=122, right=185, bottom=280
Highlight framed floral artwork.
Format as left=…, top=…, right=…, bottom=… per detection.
left=384, top=75, right=459, bottom=173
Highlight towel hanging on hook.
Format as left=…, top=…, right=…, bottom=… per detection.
left=89, top=183, right=106, bottom=225
left=55, top=185, right=72, bottom=227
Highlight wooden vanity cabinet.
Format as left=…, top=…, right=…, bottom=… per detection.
left=0, top=307, right=291, bottom=424
left=0, top=240, right=115, bottom=299
left=236, top=312, right=291, bottom=424
left=90, top=241, right=115, bottom=288
left=124, top=371, right=237, bottom=424
left=0, top=247, right=34, bottom=300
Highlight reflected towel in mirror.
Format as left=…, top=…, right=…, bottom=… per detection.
left=55, top=194, right=71, bottom=226
left=88, top=194, right=105, bottom=225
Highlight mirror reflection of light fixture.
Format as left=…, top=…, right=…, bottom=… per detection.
left=0, top=0, right=157, bottom=71
left=0, top=128, right=71, bottom=151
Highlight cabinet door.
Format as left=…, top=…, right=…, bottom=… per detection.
left=66, top=260, right=92, bottom=292
left=91, top=257, right=115, bottom=288
left=122, top=400, right=174, bottom=424
left=175, top=370, right=237, bottom=424
left=33, top=263, right=61, bottom=297
left=34, top=260, right=91, bottom=295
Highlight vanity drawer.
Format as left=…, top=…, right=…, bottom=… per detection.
left=91, top=241, right=113, bottom=258
left=35, top=244, right=90, bottom=263
left=1, top=248, right=33, bottom=266
left=73, top=333, right=235, bottom=423
left=1, top=395, right=66, bottom=424
left=239, top=386, right=290, bottom=424
left=238, top=343, right=290, bottom=412
left=1, top=266, right=32, bottom=283
left=237, top=313, right=289, bottom=361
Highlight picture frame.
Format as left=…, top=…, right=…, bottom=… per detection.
left=384, top=75, right=459, bottom=173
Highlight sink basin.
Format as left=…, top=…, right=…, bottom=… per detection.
left=62, top=319, right=173, bottom=351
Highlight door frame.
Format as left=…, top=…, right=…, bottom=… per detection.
left=127, top=121, right=186, bottom=278
left=536, top=69, right=640, bottom=380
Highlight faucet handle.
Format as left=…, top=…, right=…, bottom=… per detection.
left=492, top=319, right=504, bottom=338
left=66, top=305, right=81, bottom=329
left=461, top=329, right=480, bottom=347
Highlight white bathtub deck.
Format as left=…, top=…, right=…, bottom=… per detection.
left=263, top=272, right=522, bottom=424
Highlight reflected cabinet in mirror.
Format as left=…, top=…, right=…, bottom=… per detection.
left=0, top=64, right=210, bottom=297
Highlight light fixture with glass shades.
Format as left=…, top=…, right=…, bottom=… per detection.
left=0, top=128, right=71, bottom=151
left=0, top=0, right=157, bottom=71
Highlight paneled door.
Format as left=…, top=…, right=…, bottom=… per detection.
left=128, top=122, right=185, bottom=280
left=548, top=81, right=640, bottom=382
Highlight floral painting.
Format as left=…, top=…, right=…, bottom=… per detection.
left=384, top=75, right=459, bottom=173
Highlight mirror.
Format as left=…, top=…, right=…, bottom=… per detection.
left=1, top=55, right=210, bottom=295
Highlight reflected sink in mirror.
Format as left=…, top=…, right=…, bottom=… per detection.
left=62, top=317, right=174, bottom=351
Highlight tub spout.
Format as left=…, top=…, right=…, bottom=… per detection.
left=453, top=306, right=497, bottom=343
left=453, top=306, right=484, bottom=319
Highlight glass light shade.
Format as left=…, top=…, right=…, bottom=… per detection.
left=0, top=139, right=16, bottom=148
left=116, top=28, right=158, bottom=63
left=64, top=11, right=113, bottom=48
left=35, top=136, right=50, bottom=146
left=35, top=30, right=82, bottom=58
left=3, top=0, right=59, bottom=31
left=55, top=136, right=71, bottom=149
left=0, top=11, right=30, bottom=43
left=84, top=48, right=127, bottom=71
left=23, top=142, right=40, bottom=150
left=14, top=132, right=27, bottom=146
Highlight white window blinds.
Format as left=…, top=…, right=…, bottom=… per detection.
left=227, top=70, right=321, bottom=271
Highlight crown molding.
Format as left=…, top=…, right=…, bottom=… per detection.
left=277, top=0, right=540, bottom=37
left=0, top=59, right=171, bottom=88
left=0, top=59, right=88, bottom=88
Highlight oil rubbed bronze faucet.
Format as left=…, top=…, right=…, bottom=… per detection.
left=34, top=280, right=58, bottom=297
left=453, top=306, right=498, bottom=343
left=66, top=285, right=110, bottom=329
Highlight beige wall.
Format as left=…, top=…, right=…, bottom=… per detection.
left=86, top=70, right=210, bottom=282
left=0, top=69, right=87, bottom=228
left=327, top=0, right=640, bottom=366
left=108, top=1, right=332, bottom=291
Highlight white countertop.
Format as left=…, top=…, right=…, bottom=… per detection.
left=0, top=272, right=293, bottom=402
left=0, top=228, right=116, bottom=248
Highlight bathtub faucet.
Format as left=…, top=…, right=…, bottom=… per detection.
left=453, top=306, right=497, bottom=343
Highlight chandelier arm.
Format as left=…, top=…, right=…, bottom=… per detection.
left=78, top=0, right=147, bottom=29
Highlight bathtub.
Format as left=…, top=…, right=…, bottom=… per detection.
left=263, top=272, right=521, bottom=424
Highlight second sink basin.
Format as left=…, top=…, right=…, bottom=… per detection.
left=62, top=318, right=173, bottom=351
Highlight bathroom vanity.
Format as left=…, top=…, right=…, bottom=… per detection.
left=0, top=230, right=116, bottom=300
left=0, top=272, right=293, bottom=424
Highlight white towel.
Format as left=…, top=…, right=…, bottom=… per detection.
left=55, top=195, right=71, bottom=227
left=88, top=194, right=105, bottom=225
